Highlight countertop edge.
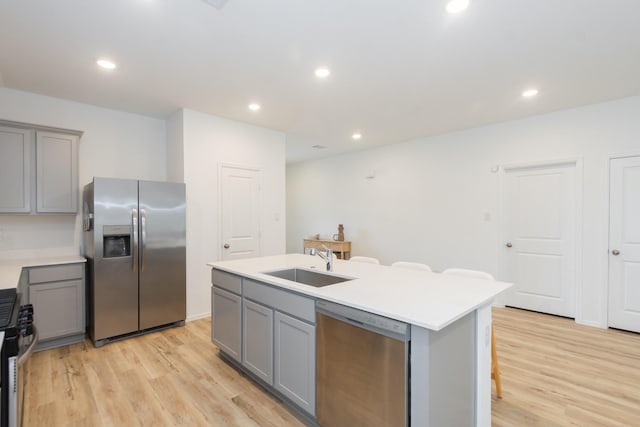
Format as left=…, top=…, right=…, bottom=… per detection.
left=207, top=255, right=512, bottom=331
left=0, top=255, right=87, bottom=290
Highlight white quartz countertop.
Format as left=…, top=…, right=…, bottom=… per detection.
left=0, top=255, right=86, bottom=290
left=208, top=254, right=512, bottom=331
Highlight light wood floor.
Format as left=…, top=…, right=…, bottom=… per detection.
left=491, top=308, right=640, bottom=427
left=24, top=308, right=640, bottom=426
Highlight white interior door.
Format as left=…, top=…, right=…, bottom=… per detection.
left=220, top=164, right=261, bottom=261
left=502, top=162, right=577, bottom=317
left=608, top=156, right=640, bottom=333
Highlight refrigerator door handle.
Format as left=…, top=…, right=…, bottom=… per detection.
left=141, top=208, right=147, bottom=273
left=132, top=208, right=138, bottom=273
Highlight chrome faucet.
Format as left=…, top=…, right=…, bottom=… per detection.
left=310, top=246, right=334, bottom=271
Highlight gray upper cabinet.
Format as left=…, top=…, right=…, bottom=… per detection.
left=0, top=126, right=32, bottom=213
left=36, top=131, right=79, bottom=213
left=0, top=121, right=81, bottom=214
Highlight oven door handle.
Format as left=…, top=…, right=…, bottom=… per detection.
left=17, top=325, right=39, bottom=367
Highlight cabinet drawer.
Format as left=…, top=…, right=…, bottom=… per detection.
left=211, top=269, right=242, bottom=294
left=29, top=263, right=84, bottom=284
left=244, top=279, right=315, bottom=324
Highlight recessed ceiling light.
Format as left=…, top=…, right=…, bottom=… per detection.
left=522, top=89, right=539, bottom=98
left=352, top=133, right=362, bottom=140
left=96, top=59, right=116, bottom=70
left=315, top=68, right=331, bottom=79
left=446, top=0, right=470, bottom=14
left=248, top=103, right=261, bottom=111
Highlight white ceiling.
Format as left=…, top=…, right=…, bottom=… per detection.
left=1, top=0, right=639, bottom=163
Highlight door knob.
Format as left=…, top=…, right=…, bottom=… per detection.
left=505, top=243, right=512, bottom=248
left=611, top=249, right=620, bottom=256
left=223, top=243, right=230, bottom=249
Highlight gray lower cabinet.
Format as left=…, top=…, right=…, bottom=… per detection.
left=210, top=269, right=317, bottom=418
left=274, top=311, right=316, bottom=416
left=28, top=263, right=85, bottom=350
left=212, top=286, right=242, bottom=362
left=242, top=299, right=273, bottom=384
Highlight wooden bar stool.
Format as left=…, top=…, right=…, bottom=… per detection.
left=491, top=324, right=502, bottom=398
left=349, top=256, right=380, bottom=264
left=391, top=261, right=432, bottom=272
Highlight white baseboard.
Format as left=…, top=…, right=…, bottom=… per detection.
left=186, top=312, right=211, bottom=322
left=575, top=318, right=607, bottom=329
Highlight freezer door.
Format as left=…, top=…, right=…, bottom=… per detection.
left=138, top=180, right=186, bottom=330
left=91, top=177, right=139, bottom=341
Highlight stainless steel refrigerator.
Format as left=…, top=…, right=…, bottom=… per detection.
left=83, top=177, right=186, bottom=347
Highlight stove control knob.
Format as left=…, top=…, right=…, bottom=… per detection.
left=19, top=304, right=34, bottom=314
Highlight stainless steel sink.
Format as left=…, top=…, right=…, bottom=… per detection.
left=263, top=268, right=352, bottom=287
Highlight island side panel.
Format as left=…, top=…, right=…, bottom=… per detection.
left=411, top=311, right=477, bottom=427
left=475, top=303, right=492, bottom=427
left=410, top=326, right=429, bottom=426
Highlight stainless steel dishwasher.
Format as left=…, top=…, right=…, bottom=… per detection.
left=316, top=300, right=410, bottom=427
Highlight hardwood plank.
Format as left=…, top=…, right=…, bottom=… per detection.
left=24, top=310, right=640, bottom=427
left=492, top=307, right=640, bottom=427
left=116, top=368, right=174, bottom=426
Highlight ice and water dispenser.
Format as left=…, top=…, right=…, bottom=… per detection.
left=102, top=225, right=131, bottom=258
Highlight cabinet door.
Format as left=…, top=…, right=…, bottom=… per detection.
left=212, top=286, right=242, bottom=362
left=29, top=279, right=84, bottom=340
left=274, top=311, right=316, bottom=416
left=243, top=299, right=273, bottom=384
left=36, top=131, right=78, bottom=213
left=0, top=126, right=32, bottom=213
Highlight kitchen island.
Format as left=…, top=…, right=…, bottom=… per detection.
left=208, top=254, right=511, bottom=426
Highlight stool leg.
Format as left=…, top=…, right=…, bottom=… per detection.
left=491, top=325, right=503, bottom=398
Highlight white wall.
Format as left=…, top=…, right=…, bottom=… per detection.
left=0, top=88, right=166, bottom=256
left=0, top=90, right=286, bottom=322
left=166, top=109, right=184, bottom=182
left=180, top=109, right=286, bottom=320
left=287, top=96, right=640, bottom=328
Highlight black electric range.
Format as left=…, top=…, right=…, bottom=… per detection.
left=0, top=288, right=36, bottom=427
left=0, top=289, right=26, bottom=355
